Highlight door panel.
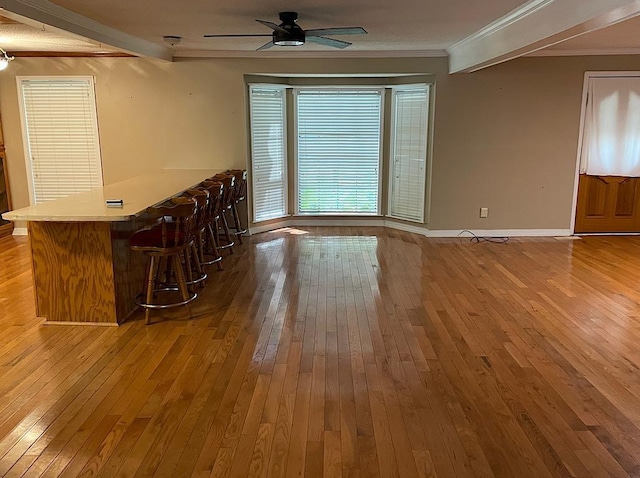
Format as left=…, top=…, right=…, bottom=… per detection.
left=575, top=174, right=640, bottom=233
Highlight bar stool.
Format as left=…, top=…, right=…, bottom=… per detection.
left=172, top=189, right=209, bottom=287
left=209, top=173, right=235, bottom=253
left=225, top=169, right=248, bottom=244
left=130, top=199, right=198, bottom=325
left=199, top=180, right=224, bottom=269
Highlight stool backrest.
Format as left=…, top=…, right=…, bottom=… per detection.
left=211, top=173, right=235, bottom=208
left=200, top=180, right=224, bottom=219
left=146, top=198, right=197, bottom=248
left=225, top=169, right=247, bottom=202
left=179, top=188, right=210, bottom=231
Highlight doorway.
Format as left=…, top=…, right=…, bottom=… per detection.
left=574, top=72, right=640, bottom=233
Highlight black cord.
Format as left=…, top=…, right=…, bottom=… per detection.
left=458, top=229, right=509, bottom=244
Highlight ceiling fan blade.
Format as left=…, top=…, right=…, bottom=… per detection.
left=305, top=27, right=367, bottom=37
left=204, top=34, right=272, bottom=37
left=306, top=36, right=351, bottom=49
left=256, top=41, right=275, bottom=51
left=255, top=19, right=288, bottom=34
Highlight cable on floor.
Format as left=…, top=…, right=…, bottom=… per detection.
left=458, top=230, right=509, bottom=244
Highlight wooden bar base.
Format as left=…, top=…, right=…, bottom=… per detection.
left=29, top=219, right=150, bottom=324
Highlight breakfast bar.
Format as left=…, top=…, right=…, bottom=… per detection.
left=2, top=169, right=219, bottom=325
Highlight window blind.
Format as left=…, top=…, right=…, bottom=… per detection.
left=389, top=86, right=429, bottom=222
left=580, top=76, right=640, bottom=177
left=250, top=86, right=288, bottom=222
left=19, top=77, right=103, bottom=204
left=296, top=89, right=382, bottom=215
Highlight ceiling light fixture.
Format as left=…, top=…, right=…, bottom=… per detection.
left=0, top=47, right=14, bottom=71
left=163, top=35, right=182, bottom=46
left=273, top=30, right=305, bottom=46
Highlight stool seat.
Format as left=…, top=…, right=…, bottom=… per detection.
left=130, top=228, right=187, bottom=248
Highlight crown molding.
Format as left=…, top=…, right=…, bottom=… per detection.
left=447, top=0, right=640, bottom=73
left=449, top=0, right=553, bottom=53
left=12, top=51, right=132, bottom=57
left=174, top=49, right=448, bottom=59
left=527, top=47, right=640, bottom=57
left=0, top=0, right=173, bottom=60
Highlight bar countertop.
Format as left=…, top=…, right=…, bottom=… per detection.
left=2, top=169, right=220, bottom=222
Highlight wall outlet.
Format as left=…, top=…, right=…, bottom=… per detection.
left=480, top=207, right=489, bottom=218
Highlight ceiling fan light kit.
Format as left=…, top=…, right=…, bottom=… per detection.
left=0, top=48, right=14, bottom=71
left=204, top=11, right=367, bottom=50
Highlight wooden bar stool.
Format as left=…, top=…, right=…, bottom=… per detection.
left=209, top=173, right=235, bottom=253
left=171, top=190, right=209, bottom=287
left=199, top=180, right=224, bottom=269
left=225, top=169, right=248, bottom=244
left=130, top=199, right=198, bottom=324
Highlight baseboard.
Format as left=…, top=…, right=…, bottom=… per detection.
left=12, top=227, right=28, bottom=236
left=292, top=218, right=385, bottom=227
left=249, top=218, right=386, bottom=235
left=249, top=220, right=292, bottom=235
left=42, top=321, right=119, bottom=327
left=575, top=232, right=640, bottom=236
left=384, top=220, right=429, bottom=236
left=249, top=220, right=571, bottom=239
left=428, top=229, right=572, bottom=238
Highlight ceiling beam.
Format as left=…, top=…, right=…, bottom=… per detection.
left=447, top=0, right=640, bottom=73
left=0, top=0, right=173, bottom=60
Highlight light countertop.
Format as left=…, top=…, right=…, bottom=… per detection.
left=2, top=169, right=221, bottom=222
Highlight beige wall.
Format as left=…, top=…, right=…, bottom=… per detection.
left=2, top=54, right=640, bottom=231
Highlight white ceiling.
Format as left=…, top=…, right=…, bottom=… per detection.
left=0, top=0, right=640, bottom=71
left=45, top=0, right=528, bottom=53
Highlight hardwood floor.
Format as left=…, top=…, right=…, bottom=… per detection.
left=1, top=228, right=640, bottom=477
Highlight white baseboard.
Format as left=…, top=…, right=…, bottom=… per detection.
left=428, top=229, right=572, bottom=238
left=249, top=218, right=386, bottom=235
left=249, top=220, right=292, bottom=235
left=384, top=220, right=429, bottom=236
left=293, top=218, right=385, bottom=227
left=249, top=220, right=571, bottom=239
left=12, top=228, right=28, bottom=236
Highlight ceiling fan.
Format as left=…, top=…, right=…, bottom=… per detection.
left=204, top=11, right=367, bottom=50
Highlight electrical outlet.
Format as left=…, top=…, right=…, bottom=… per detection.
left=480, top=207, right=489, bottom=218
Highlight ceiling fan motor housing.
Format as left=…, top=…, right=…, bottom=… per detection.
left=274, top=12, right=305, bottom=45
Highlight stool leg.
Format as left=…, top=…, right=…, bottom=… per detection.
left=197, top=230, right=206, bottom=264
left=174, top=252, right=193, bottom=319
left=183, top=248, right=194, bottom=286
left=220, top=210, right=235, bottom=254
left=231, top=202, right=244, bottom=244
left=206, top=223, right=223, bottom=271
left=144, top=255, right=158, bottom=325
left=190, top=241, right=205, bottom=288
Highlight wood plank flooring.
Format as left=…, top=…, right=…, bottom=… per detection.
left=1, top=228, right=640, bottom=477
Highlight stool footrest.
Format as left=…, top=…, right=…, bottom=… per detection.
left=217, top=240, right=235, bottom=249
left=135, top=291, right=197, bottom=309
left=201, top=255, right=223, bottom=266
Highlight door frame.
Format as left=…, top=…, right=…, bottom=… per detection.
left=571, top=70, right=640, bottom=234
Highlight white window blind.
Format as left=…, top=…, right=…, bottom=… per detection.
left=389, top=86, right=430, bottom=222
left=580, top=76, right=640, bottom=177
left=296, top=89, right=382, bottom=215
left=250, top=86, right=287, bottom=222
left=18, top=77, right=103, bottom=204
